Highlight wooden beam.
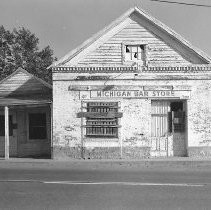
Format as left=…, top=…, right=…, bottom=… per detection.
left=77, top=112, right=123, bottom=118
left=4, top=106, right=9, bottom=159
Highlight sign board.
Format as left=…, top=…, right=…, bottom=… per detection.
left=90, top=90, right=191, bottom=99
left=78, top=90, right=191, bottom=100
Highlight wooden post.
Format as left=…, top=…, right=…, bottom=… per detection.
left=166, top=129, right=169, bottom=157
left=5, top=106, right=9, bottom=159
left=81, top=101, right=84, bottom=159
left=119, top=101, right=122, bottom=159
left=50, top=104, right=53, bottom=159
left=172, top=111, right=175, bottom=156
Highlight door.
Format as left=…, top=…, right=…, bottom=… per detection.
left=0, top=111, right=17, bottom=157
left=151, top=100, right=187, bottom=157
left=151, top=101, right=170, bottom=157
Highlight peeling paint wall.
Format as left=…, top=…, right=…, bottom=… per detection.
left=187, top=81, right=211, bottom=157
left=53, top=81, right=82, bottom=159
left=53, top=77, right=211, bottom=159
left=122, top=99, right=151, bottom=146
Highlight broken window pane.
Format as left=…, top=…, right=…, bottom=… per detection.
left=126, top=45, right=130, bottom=53
left=134, top=52, right=138, bottom=58
left=125, top=44, right=145, bottom=63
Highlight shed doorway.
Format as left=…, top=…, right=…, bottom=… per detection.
left=151, top=100, right=187, bottom=157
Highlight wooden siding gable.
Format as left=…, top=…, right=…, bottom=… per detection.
left=51, top=7, right=211, bottom=68
left=0, top=68, right=52, bottom=97
left=77, top=17, right=193, bottom=66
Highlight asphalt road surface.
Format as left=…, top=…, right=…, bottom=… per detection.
left=0, top=163, right=211, bottom=210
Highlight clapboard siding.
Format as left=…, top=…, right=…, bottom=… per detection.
left=78, top=17, right=191, bottom=66
left=0, top=70, right=51, bottom=97
left=0, top=140, right=17, bottom=156
left=17, top=107, right=51, bottom=158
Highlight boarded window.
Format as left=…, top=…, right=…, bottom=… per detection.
left=29, top=113, right=47, bottom=139
left=0, top=115, right=13, bottom=136
left=85, top=102, right=119, bottom=138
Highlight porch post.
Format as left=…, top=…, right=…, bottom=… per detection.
left=50, top=103, right=53, bottom=159
left=4, top=106, right=9, bottom=159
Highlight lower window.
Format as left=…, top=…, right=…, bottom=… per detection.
left=0, top=115, right=13, bottom=136
left=29, top=113, right=47, bottom=139
left=85, top=102, right=119, bottom=138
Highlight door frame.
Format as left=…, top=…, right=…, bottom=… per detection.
left=150, top=99, right=188, bottom=157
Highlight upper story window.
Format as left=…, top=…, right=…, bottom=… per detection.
left=122, top=43, right=147, bottom=66
left=125, top=45, right=144, bottom=61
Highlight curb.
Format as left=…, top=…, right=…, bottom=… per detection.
left=1, top=158, right=211, bottom=169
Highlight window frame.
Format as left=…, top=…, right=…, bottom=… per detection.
left=0, top=115, right=14, bottom=137
left=26, top=109, right=49, bottom=141
left=169, top=111, right=186, bottom=133
left=122, top=42, right=148, bottom=66
left=81, top=100, right=121, bottom=140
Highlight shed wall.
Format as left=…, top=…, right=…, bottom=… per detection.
left=17, top=106, right=51, bottom=158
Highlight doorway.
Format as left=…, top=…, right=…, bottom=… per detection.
left=151, top=100, right=187, bottom=157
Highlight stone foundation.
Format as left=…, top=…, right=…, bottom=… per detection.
left=84, top=147, right=121, bottom=159
left=188, top=146, right=211, bottom=158
left=53, top=146, right=82, bottom=159
left=123, top=147, right=150, bottom=159
left=53, top=146, right=150, bottom=159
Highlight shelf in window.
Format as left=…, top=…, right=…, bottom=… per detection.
left=87, top=122, right=117, bottom=125
left=82, top=125, right=121, bottom=128
left=83, top=106, right=120, bottom=109
left=86, top=134, right=118, bottom=137
left=77, top=112, right=123, bottom=118
left=87, top=119, right=117, bottom=122
left=86, top=102, right=118, bottom=108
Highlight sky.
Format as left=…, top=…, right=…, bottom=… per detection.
left=0, top=0, right=211, bottom=59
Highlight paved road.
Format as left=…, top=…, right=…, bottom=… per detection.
left=0, top=164, right=211, bottom=210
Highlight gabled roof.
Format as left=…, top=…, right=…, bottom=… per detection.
left=0, top=67, right=52, bottom=99
left=50, top=6, right=211, bottom=68
left=0, top=67, right=52, bottom=89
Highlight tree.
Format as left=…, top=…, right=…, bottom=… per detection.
left=0, top=26, right=56, bottom=83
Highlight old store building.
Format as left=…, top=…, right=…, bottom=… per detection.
left=51, top=7, right=211, bottom=159
left=0, top=68, right=52, bottom=159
